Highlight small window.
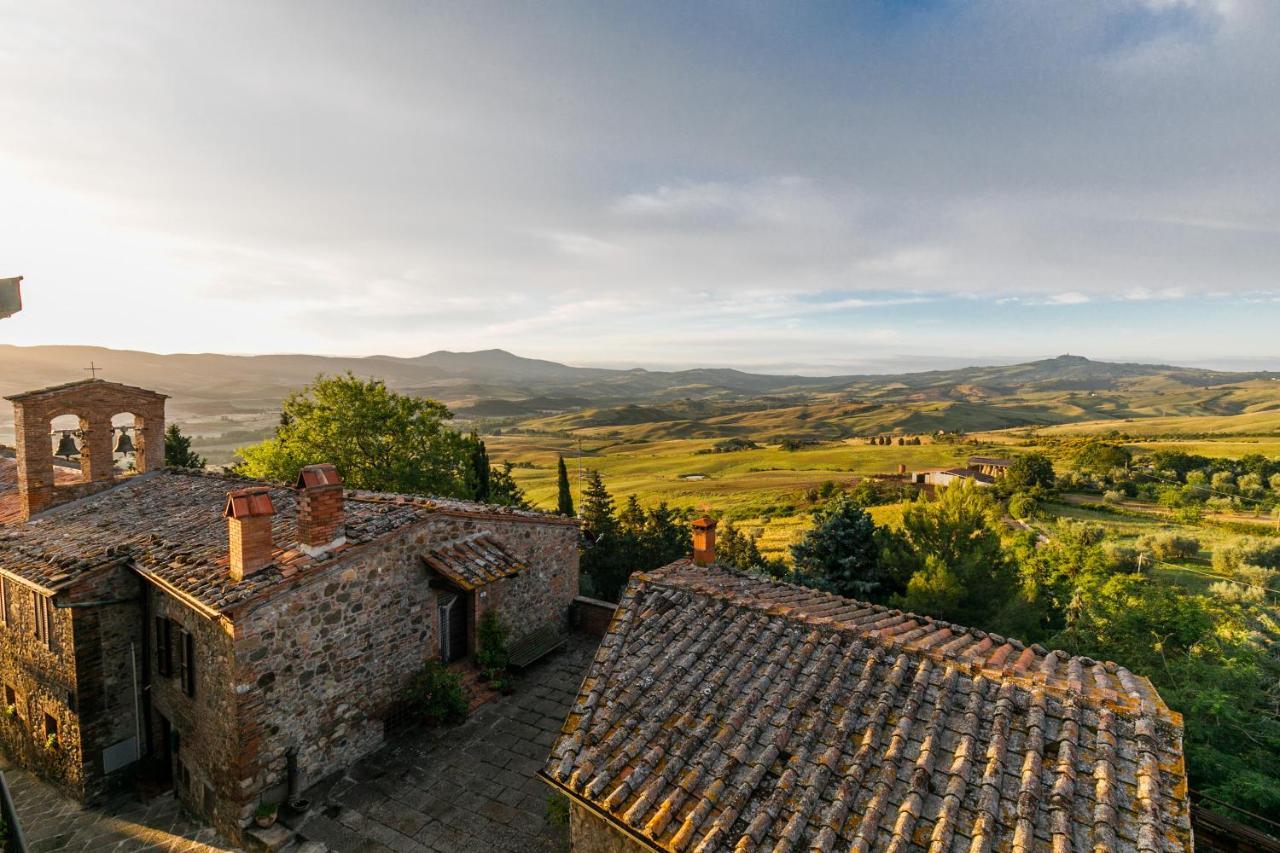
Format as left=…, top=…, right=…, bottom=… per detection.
left=43, top=713, right=58, bottom=739
left=155, top=617, right=173, bottom=677
left=177, top=629, right=196, bottom=698
left=3, top=684, right=16, bottom=711
left=31, top=591, right=54, bottom=650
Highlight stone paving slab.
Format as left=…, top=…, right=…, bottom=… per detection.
left=289, top=635, right=598, bottom=853
left=0, top=756, right=236, bottom=852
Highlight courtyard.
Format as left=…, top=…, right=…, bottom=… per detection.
left=2, top=635, right=598, bottom=852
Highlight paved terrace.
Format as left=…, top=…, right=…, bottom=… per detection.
left=1, top=635, right=597, bottom=852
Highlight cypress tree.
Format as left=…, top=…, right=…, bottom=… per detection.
left=556, top=454, right=575, bottom=517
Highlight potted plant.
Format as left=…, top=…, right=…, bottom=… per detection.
left=255, top=801, right=278, bottom=829
left=44, top=732, right=59, bottom=751
left=3, top=704, right=16, bottom=720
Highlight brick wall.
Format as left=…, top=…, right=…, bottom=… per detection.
left=573, top=596, right=618, bottom=637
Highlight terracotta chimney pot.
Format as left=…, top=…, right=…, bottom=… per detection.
left=224, top=487, right=276, bottom=580
left=692, top=516, right=717, bottom=567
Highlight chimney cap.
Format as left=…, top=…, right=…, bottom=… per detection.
left=296, top=463, right=343, bottom=490
left=224, top=487, right=275, bottom=519
left=692, top=515, right=717, bottom=530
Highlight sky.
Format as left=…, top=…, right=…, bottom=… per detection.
left=0, top=0, right=1277, bottom=374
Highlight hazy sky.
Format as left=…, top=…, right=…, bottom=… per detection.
left=1, top=0, right=1277, bottom=372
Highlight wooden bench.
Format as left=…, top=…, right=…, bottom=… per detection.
left=508, top=623, right=566, bottom=670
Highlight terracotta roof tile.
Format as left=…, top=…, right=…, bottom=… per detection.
left=421, top=534, right=525, bottom=590
left=544, top=561, right=1192, bottom=852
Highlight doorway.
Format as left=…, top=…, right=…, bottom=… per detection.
left=437, top=590, right=470, bottom=663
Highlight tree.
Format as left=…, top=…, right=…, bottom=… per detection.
left=1005, top=453, right=1055, bottom=492
left=892, top=482, right=1016, bottom=626
left=487, top=461, right=529, bottom=509
left=164, top=424, right=205, bottom=470
left=791, top=495, right=896, bottom=600
left=556, top=455, right=575, bottom=517
left=1073, top=441, right=1131, bottom=475
left=580, top=470, right=616, bottom=540
left=466, top=433, right=491, bottom=502
left=619, top=495, right=646, bottom=533
left=235, top=373, right=468, bottom=495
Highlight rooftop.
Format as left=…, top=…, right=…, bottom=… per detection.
left=0, top=466, right=573, bottom=615
left=0, top=453, right=81, bottom=525
left=545, top=562, right=1190, bottom=852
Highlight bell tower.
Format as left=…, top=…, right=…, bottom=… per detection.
left=5, top=379, right=167, bottom=519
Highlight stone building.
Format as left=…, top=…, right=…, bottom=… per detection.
left=544, top=526, right=1193, bottom=851
left=967, top=456, right=1014, bottom=479
left=0, top=378, right=578, bottom=843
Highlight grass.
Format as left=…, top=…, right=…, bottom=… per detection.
left=488, top=436, right=972, bottom=559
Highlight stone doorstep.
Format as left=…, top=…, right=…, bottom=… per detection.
left=244, top=821, right=295, bottom=853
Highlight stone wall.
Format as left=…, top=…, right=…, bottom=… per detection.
left=221, top=509, right=578, bottom=839
left=569, top=801, right=648, bottom=853
left=0, top=573, right=82, bottom=799
left=148, top=588, right=240, bottom=836
left=67, top=565, right=145, bottom=803
left=417, top=511, right=579, bottom=646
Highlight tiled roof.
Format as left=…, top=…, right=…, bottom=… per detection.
left=0, top=468, right=567, bottom=614
left=422, top=534, right=525, bottom=590
left=967, top=456, right=1014, bottom=467
left=0, top=454, right=82, bottom=525
left=545, top=562, right=1191, bottom=852
left=4, top=378, right=168, bottom=402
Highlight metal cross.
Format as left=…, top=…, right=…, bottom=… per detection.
left=84, top=362, right=101, bottom=379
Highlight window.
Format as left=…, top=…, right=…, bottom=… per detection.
left=155, top=617, right=173, bottom=677
left=31, top=591, right=54, bottom=651
left=177, top=628, right=196, bottom=697
left=3, top=684, right=15, bottom=711
left=43, top=713, right=58, bottom=740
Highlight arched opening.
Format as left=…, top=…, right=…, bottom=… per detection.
left=47, top=413, right=88, bottom=484
left=110, top=412, right=145, bottom=474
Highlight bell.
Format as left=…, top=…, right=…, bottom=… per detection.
left=114, top=429, right=135, bottom=456
left=55, top=431, right=79, bottom=459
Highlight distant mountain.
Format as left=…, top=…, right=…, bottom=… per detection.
left=1, top=345, right=1275, bottom=441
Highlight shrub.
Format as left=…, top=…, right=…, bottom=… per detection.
left=476, top=610, right=510, bottom=682
left=1213, top=537, right=1280, bottom=574
left=1008, top=492, right=1038, bottom=520
left=403, top=661, right=467, bottom=726
left=1102, top=490, right=1125, bottom=505
left=546, top=793, right=570, bottom=827
left=1102, top=542, right=1147, bottom=574
left=1138, top=532, right=1201, bottom=561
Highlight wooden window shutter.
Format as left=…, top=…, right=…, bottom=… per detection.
left=179, top=629, right=196, bottom=697
left=0, top=578, right=8, bottom=628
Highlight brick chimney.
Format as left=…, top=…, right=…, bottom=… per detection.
left=295, top=463, right=345, bottom=556
left=224, top=487, right=276, bottom=580
left=691, top=516, right=717, bottom=567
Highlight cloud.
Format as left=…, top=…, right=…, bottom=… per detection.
left=0, top=0, right=1276, bottom=365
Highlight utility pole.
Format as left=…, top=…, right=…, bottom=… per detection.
left=577, top=436, right=584, bottom=518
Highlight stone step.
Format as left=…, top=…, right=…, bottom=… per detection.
left=244, top=822, right=295, bottom=853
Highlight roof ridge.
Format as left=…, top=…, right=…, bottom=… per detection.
left=642, top=560, right=1176, bottom=726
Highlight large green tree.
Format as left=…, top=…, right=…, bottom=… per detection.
left=791, top=495, right=902, bottom=600
left=236, top=373, right=468, bottom=495
left=891, top=482, right=1016, bottom=626
left=1004, top=452, right=1055, bottom=493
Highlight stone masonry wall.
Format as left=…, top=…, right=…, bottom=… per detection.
left=416, top=512, right=579, bottom=646
left=148, top=589, right=240, bottom=836
left=67, top=566, right=145, bottom=803
left=224, top=510, right=577, bottom=837
left=0, top=573, right=84, bottom=800
left=569, top=801, right=647, bottom=853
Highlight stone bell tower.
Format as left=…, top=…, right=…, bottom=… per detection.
left=5, top=379, right=167, bottom=519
